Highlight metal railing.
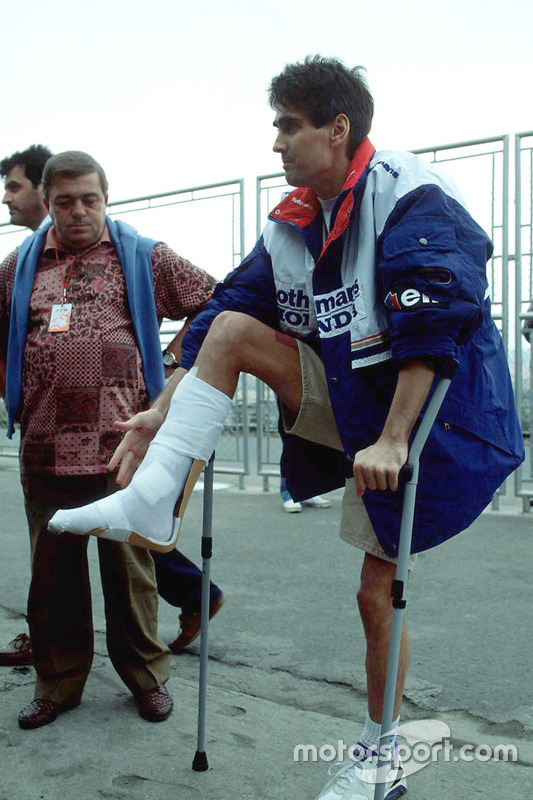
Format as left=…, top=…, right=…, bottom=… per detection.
left=3, top=137, right=533, bottom=506
left=412, top=136, right=510, bottom=349
left=106, top=179, right=250, bottom=485
left=254, top=136, right=515, bottom=490
left=0, top=179, right=250, bottom=483
left=513, top=131, right=533, bottom=508
left=412, top=137, right=512, bottom=509
left=108, top=179, right=245, bottom=281
left=254, top=173, right=290, bottom=486
left=0, top=222, right=31, bottom=262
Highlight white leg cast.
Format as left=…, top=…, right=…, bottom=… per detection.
left=47, top=375, right=233, bottom=549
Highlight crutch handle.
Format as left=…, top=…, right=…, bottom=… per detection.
left=437, top=356, right=459, bottom=380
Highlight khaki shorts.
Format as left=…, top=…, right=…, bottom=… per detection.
left=281, top=340, right=417, bottom=569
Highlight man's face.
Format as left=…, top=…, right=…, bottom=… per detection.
left=45, top=172, right=107, bottom=250
left=2, top=164, right=47, bottom=230
left=273, top=106, right=337, bottom=196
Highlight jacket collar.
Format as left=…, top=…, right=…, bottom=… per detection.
left=269, top=137, right=376, bottom=243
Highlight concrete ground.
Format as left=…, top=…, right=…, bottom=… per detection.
left=0, top=455, right=531, bottom=800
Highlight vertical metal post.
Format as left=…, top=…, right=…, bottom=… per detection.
left=238, top=177, right=246, bottom=264
left=501, top=135, right=510, bottom=354
left=256, top=378, right=267, bottom=489
left=514, top=134, right=525, bottom=506
left=256, top=175, right=263, bottom=240
left=240, top=373, right=249, bottom=490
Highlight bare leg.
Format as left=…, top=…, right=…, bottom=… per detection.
left=357, top=553, right=409, bottom=721
left=194, top=311, right=303, bottom=411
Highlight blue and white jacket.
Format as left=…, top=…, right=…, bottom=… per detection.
left=182, top=139, right=524, bottom=555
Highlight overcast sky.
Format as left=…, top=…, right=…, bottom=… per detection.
left=2, top=0, right=532, bottom=209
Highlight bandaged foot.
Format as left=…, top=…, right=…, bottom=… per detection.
left=48, top=374, right=233, bottom=547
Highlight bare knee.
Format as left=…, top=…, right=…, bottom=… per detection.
left=203, top=311, right=260, bottom=359
left=196, top=312, right=301, bottom=406
left=197, top=312, right=253, bottom=371
left=207, top=310, right=253, bottom=342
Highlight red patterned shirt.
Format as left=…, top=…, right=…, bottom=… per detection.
left=0, top=231, right=216, bottom=476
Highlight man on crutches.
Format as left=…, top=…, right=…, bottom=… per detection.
left=49, top=56, right=524, bottom=799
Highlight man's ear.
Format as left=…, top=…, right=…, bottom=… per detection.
left=43, top=194, right=50, bottom=211
left=331, top=113, right=350, bottom=150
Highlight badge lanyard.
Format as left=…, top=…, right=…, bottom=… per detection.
left=48, top=239, right=75, bottom=333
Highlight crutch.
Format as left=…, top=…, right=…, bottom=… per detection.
left=192, top=452, right=215, bottom=772
left=373, top=368, right=456, bottom=800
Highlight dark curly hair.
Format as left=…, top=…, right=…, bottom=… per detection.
left=268, top=55, right=374, bottom=159
left=0, top=144, right=53, bottom=187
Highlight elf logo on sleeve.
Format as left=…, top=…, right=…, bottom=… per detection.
left=385, top=287, right=448, bottom=311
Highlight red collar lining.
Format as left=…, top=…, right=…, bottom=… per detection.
left=270, top=137, right=376, bottom=231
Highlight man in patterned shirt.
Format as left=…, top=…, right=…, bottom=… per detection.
left=0, top=150, right=218, bottom=729
left=0, top=145, right=225, bottom=670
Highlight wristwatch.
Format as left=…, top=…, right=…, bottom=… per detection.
left=162, top=349, right=179, bottom=369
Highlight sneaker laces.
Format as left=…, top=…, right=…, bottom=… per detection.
left=326, top=743, right=375, bottom=791
left=326, top=759, right=360, bottom=792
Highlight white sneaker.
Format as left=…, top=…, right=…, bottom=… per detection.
left=302, top=495, right=331, bottom=508
left=315, top=744, right=406, bottom=800
left=283, top=499, right=302, bottom=513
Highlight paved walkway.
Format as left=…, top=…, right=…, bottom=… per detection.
left=0, top=458, right=530, bottom=800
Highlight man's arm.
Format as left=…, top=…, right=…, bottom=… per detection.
left=109, top=315, right=199, bottom=486
left=108, top=245, right=217, bottom=486
left=353, top=359, right=435, bottom=496
left=162, top=315, right=195, bottom=380
left=359, top=177, right=490, bottom=494
left=110, top=240, right=279, bottom=486
left=109, top=365, right=188, bottom=487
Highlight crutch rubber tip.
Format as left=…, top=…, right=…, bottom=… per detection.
left=192, top=750, right=209, bottom=771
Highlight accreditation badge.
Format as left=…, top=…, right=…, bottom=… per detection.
left=49, top=303, right=73, bottom=333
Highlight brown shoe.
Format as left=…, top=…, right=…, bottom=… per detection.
left=0, top=633, right=33, bottom=666
left=136, top=684, right=173, bottom=722
left=18, top=699, right=64, bottom=730
left=169, top=593, right=225, bottom=653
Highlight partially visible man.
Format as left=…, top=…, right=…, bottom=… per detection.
left=0, top=146, right=224, bottom=670
left=0, top=146, right=52, bottom=668
left=1, top=145, right=52, bottom=230
left=0, top=150, right=218, bottom=729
